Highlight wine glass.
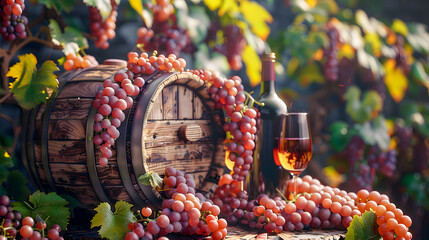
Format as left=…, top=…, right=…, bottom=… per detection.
left=275, top=112, right=312, bottom=199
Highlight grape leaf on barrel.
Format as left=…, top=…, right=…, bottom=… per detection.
left=138, top=171, right=163, bottom=188
left=345, top=211, right=381, bottom=240
left=91, top=201, right=136, bottom=240
left=7, top=53, right=59, bottom=110
left=12, top=191, right=70, bottom=229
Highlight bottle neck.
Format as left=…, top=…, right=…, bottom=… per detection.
left=260, top=60, right=276, bottom=95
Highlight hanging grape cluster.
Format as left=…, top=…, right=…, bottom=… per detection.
left=322, top=24, right=340, bottom=81
left=88, top=0, right=118, bottom=49
left=189, top=69, right=258, bottom=181
left=206, top=23, right=246, bottom=71
left=0, top=0, right=27, bottom=41
left=136, top=0, right=193, bottom=56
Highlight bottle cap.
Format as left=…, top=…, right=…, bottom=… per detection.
left=262, top=53, right=276, bottom=62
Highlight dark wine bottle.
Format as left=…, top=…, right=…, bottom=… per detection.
left=247, top=52, right=288, bottom=199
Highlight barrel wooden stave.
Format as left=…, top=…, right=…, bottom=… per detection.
left=23, top=65, right=226, bottom=208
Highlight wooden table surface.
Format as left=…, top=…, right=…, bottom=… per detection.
left=64, top=226, right=346, bottom=240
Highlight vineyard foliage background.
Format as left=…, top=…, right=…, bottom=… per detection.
left=0, top=0, right=428, bottom=238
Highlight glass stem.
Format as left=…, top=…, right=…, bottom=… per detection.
left=292, top=174, right=298, bottom=199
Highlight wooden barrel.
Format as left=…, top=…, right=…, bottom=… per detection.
left=21, top=61, right=226, bottom=208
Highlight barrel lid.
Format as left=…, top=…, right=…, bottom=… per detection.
left=103, top=59, right=127, bottom=67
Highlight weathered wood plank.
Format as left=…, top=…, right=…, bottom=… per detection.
left=51, top=99, right=92, bottom=120
left=148, top=92, right=163, bottom=120
left=35, top=140, right=87, bottom=163
left=56, top=185, right=100, bottom=206
left=105, top=186, right=133, bottom=202
left=163, top=85, right=178, bottom=120
left=193, top=97, right=204, bottom=119
left=48, top=119, right=86, bottom=140
left=144, top=143, right=215, bottom=187
left=143, top=120, right=213, bottom=148
left=177, top=86, right=193, bottom=120
left=56, top=81, right=102, bottom=98
left=47, top=163, right=123, bottom=186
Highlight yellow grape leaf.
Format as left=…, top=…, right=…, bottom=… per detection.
left=384, top=59, right=408, bottom=102
left=323, top=166, right=344, bottom=188
left=392, top=18, right=408, bottom=36
left=404, top=44, right=414, bottom=65
left=128, top=0, right=144, bottom=22
left=218, top=0, right=238, bottom=17
left=239, top=1, right=272, bottom=40
left=242, top=45, right=261, bottom=87
left=364, top=33, right=382, bottom=57
left=305, top=0, right=317, bottom=8
left=203, top=0, right=222, bottom=11
left=7, top=53, right=59, bottom=110
left=287, top=57, right=300, bottom=76
left=297, top=63, right=324, bottom=86
left=312, top=49, right=324, bottom=61
left=338, top=44, right=355, bottom=59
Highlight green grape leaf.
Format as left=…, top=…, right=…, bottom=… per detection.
left=138, top=171, right=163, bottom=188
left=354, top=116, right=390, bottom=151
left=407, top=23, right=429, bottom=55
left=0, top=148, right=13, bottom=185
left=345, top=211, right=381, bottom=240
left=49, top=20, right=89, bottom=55
left=6, top=170, right=30, bottom=201
left=83, top=0, right=114, bottom=20
left=329, top=121, right=356, bottom=152
left=12, top=191, right=70, bottom=229
left=410, top=61, right=429, bottom=92
left=38, top=0, right=75, bottom=12
left=0, top=147, right=13, bottom=169
left=7, top=53, right=59, bottom=110
left=344, top=86, right=382, bottom=123
left=91, top=201, right=136, bottom=240
left=175, top=3, right=209, bottom=45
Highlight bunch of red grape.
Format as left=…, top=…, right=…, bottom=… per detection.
left=88, top=0, right=118, bottom=49
left=337, top=136, right=398, bottom=192
left=124, top=167, right=227, bottom=240
left=63, top=53, right=98, bottom=71
left=0, top=195, right=64, bottom=240
left=356, top=189, right=413, bottom=240
left=189, top=70, right=258, bottom=181
left=150, top=0, right=174, bottom=23
left=93, top=51, right=186, bottom=166
left=322, top=24, right=340, bottom=81
left=211, top=173, right=413, bottom=239
left=19, top=216, right=64, bottom=240
left=135, top=0, right=193, bottom=56
left=0, top=0, right=27, bottom=41
left=137, top=24, right=192, bottom=57
left=126, top=51, right=187, bottom=75
left=207, top=24, right=246, bottom=71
